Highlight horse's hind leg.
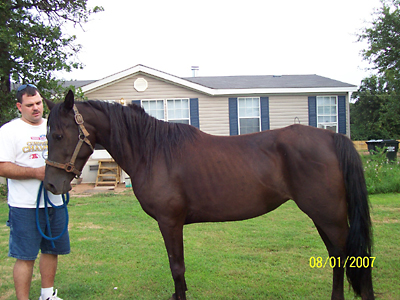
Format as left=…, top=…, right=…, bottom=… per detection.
left=158, top=221, right=187, bottom=300
left=314, top=223, right=347, bottom=300
left=294, top=192, right=348, bottom=300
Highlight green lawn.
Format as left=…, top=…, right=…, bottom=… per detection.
left=0, top=192, right=398, bottom=299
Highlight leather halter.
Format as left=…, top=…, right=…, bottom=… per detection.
left=46, top=105, right=94, bottom=178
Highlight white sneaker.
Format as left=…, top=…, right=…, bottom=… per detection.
left=38, top=289, right=63, bottom=300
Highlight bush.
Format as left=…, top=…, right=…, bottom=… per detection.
left=361, top=152, right=400, bottom=194
left=0, top=184, right=7, bottom=202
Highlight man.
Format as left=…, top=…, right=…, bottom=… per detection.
left=0, top=84, right=69, bottom=300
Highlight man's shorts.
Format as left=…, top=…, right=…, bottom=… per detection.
left=7, top=206, right=70, bottom=260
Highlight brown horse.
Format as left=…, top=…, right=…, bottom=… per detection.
left=43, top=91, right=374, bottom=300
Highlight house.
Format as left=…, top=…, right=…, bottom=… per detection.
left=65, top=64, right=357, bottom=183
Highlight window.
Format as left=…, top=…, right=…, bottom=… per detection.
left=142, top=100, right=165, bottom=120
left=317, top=96, right=337, bottom=132
left=167, top=99, right=190, bottom=124
left=238, top=97, right=260, bottom=134
left=141, top=99, right=191, bottom=125
left=89, top=165, right=99, bottom=171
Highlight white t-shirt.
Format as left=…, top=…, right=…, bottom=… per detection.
left=0, top=118, right=63, bottom=208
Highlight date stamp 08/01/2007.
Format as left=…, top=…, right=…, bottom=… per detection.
left=309, top=256, right=376, bottom=269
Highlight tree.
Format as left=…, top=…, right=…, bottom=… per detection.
left=0, top=0, right=103, bottom=126
left=351, top=75, right=400, bottom=140
left=352, top=0, right=400, bottom=139
left=359, top=0, right=400, bottom=80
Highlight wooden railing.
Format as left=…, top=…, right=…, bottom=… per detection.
left=353, top=141, right=369, bottom=152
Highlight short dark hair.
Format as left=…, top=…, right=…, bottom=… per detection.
left=16, top=84, right=40, bottom=103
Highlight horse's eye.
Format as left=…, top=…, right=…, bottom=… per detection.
left=52, top=133, right=63, bottom=141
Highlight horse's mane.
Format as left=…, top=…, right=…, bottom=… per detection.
left=49, top=100, right=199, bottom=172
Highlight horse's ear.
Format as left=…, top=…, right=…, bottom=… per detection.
left=43, top=97, right=55, bottom=110
left=64, top=90, right=74, bottom=111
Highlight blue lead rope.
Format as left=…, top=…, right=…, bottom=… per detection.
left=36, top=182, right=69, bottom=248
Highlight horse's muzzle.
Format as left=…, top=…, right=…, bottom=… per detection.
left=44, top=179, right=72, bottom=195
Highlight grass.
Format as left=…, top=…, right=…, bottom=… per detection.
left=0, top=191, right=399, bottom=299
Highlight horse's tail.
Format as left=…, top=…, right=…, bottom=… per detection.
left=334, top=133, right=374, bottom=297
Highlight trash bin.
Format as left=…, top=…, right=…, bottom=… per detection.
left=366, top=139, right=399, bottom=161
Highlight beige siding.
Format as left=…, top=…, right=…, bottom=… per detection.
left=198, top=96, right=229, bottom=136
left=269, top=95, right=309, bottom=130
left=85, top=74, right=230, bottom=136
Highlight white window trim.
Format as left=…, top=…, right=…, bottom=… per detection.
left=316, top=95, right=338, bottom=133
left=237, top=97, right=261, bottom=135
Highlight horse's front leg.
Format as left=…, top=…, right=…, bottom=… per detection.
left=158, top=221, right=187, bottom=300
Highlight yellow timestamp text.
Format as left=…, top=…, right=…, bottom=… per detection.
left=309, top=256, right=376, bottom=268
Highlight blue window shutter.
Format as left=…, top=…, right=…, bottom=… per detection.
left=308, top=96, right=317, bottom=127
left=190, top=98, right=200, bottom=128
left=132, top=100, right=141, bottom=106
left=260, top=97, right=270, bottom=131
left=338, top=95, right=346, bottom=134
left=229, top=98, right=238, bottom=135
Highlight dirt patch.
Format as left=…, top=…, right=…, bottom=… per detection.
left=69, top=183, right=131, bottom=197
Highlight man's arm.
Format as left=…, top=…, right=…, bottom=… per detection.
left=0, top=162, right=45, bottom=181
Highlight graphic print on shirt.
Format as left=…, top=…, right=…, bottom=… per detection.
left=22, top=134, right=48, bottom=159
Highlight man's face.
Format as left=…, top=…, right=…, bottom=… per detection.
left=17, top=91, right=44, bottom=125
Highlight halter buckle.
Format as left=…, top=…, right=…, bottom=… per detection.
left=75, top=113, right=84, bottom=125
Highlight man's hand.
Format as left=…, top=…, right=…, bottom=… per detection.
left=34, top=166, right=45, bottom=181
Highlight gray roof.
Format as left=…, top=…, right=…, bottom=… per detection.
left=183, top=74, right=356, bottom=89
left=62, top=80, right=97, bottom=88
left=11, top=80, right=97, bottom=92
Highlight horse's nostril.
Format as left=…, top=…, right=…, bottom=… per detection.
left=45, top=183, right=58, bottom=194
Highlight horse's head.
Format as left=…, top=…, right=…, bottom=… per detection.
left=44, top=90, right=95, bottom=194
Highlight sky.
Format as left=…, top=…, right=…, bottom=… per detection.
left=59, top=0, right=383, bottom=86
